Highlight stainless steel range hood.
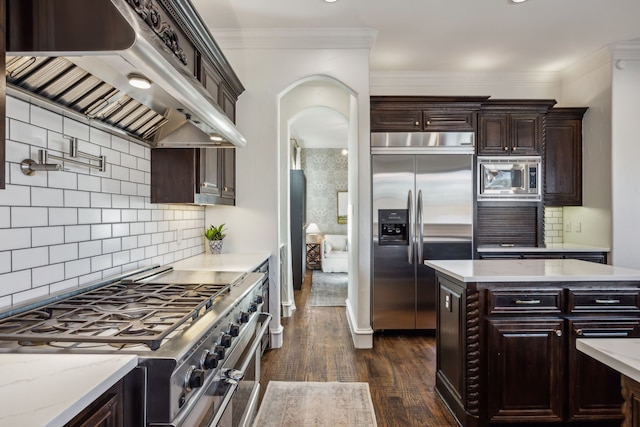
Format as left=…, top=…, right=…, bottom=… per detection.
left=6, top=0, right=247, bottom=148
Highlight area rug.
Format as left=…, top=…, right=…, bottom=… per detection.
left=253, top=381, right=378, bottom=427
left=310, top=270, right=347, bottom=306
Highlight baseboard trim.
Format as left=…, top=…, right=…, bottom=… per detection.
left=269, top=323, right=284, bottom=349
left=345, top=298, right=373, bottom=349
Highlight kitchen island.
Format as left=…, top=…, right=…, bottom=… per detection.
left=424, top=259, right=640, bottom=427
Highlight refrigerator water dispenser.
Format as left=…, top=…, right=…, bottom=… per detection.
left=378, top=209, right=409, bottom=245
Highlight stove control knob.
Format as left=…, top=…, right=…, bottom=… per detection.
left=186, top=366, right=205, bottom=390
left=239, top=311, right=250, bottom=324
left=202, top=349, right=220, bottom=370
left=215, top=345, right=226, bottom=359
left=255, top=295, right=264, bottom=304
left=221, top=333, right=232, bottom=348
left=249, top=303, right=258, bottom=313
left=229, top=323, right=240, bottom=337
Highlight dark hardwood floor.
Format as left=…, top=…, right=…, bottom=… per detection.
left=260, top=269, right=459, bottom=426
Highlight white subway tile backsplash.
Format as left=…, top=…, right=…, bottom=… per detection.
left=102, top=209, right=121, bottom=223
left=31, top=187, right=64, bottom=207
left=91, top=192, right=112, bottom=208
left=1, top=96, right=206, bottom=306
left=65, top=258, right=91, bottom=279
left=0, top=228, right=31, bottom=251
left=102, top=238, right=122, bottom=254
left=62, top=117, right=90, bottom=140
left=0, top=207, right=9, bottom=228
left=13, top=247, right=49, bottom=270
left=0, top=270, right=32, bottom=297
left=78, top=175, right=101, bottom=192
left=79, top=240, right=102, bottom=258
left=11, top=207, right=48, bottom=227
left=32, top=226, right=65, bottom=247
left=49, top=243, right=79, bottom=264
left=91, top=224, right=112, bottom=240
left=6, top=97, right=30, bottom=122
left=91, top=254, right=112, bottom=272
left=10, top=120, right=47, bottom=147
left=48, top=171, right=78, bottom=190
left=31, top=105, right=63, bottom=133
left=5, top=139, right=31, bottom=163
left=65, top=225, right=91, bottom=243
left=32, top=263, right=65, bottom=287
left=111, top=136, right=130, bottom=153
left=112, top=223, right=130, bottom=237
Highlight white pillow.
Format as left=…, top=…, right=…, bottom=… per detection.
left=324, top=242, right=333, bottom=254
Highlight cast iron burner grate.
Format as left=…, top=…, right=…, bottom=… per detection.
left=0, top=279, right=232, bottom=350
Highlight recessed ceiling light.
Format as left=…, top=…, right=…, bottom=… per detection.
left=324, top=0, right=338, bottom=3
left=209, top=134, right=224, bottom=142
left=509, top=0, right=528, bottom=3
left=127, top=73, right=152, bottom=89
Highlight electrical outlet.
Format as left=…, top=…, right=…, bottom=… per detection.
left=565, top=221, right=572, bottom=232
left=575, top=222, right=582, bottom=233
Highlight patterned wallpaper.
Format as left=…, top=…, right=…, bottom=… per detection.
left=300, top=149, right=348, bottom=238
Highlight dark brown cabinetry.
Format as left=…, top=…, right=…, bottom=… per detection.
left=65, top=380, right=124, bottom=427
left=370, top=96, right=489, bottom=132
left=544, top=108, right=588, bottom=206
left=1, top=0, right=5, bottom=190
left=435, top=277, right=640, bottom=427
left=477, top=100, right=556, bottom=156
left=622, top=375, right=640, bottom=427
left=151, top=148, right=235, bottom=206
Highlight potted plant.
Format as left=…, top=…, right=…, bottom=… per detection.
left=205, top=223, right=227, bottom=254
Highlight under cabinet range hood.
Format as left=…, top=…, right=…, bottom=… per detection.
left=6, top=0, right=247, bottom=148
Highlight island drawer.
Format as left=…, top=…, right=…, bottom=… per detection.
left=567, top=288, right=640, bottom=313
left=487, top=288, right=563, bottom=314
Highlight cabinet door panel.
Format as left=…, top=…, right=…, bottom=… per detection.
left=200, top=148, right=221, bottom=196
left=510, top=113, right=540, bottom=155
left=371, top=110, right=422, bottom=131
left=486, top=318, right=564, bottom=423
left=221, top=148, right=235, bottom=199
left=478, top=114, right=508, bottom=155
left=568, top=319, right=640, bottom=421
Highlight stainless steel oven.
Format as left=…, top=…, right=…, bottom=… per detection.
left=477, top=156, right=542, bottom=202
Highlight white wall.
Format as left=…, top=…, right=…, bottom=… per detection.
left=206, top=32, right=375, bottom=348
left=611, top=43, right=640, bottom=268
left=558, top=50, right=613, bottom=249
left=0, top=95, right=206, bottom=308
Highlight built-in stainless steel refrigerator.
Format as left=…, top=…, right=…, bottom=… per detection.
left=372, top=132, right=474, bottom=330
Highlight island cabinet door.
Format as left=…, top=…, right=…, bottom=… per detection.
left=486, top=318, right=564, bottom=423
left=567, top=319, right=640, bottom=421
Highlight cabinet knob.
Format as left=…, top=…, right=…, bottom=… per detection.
left=503, top=147, right=508, bottom=151
left=426, top=120, right=431, bottom=125
left=512, top=147, right=517, bottom=152
left=555, top=329, right=562, bottom=337
left=224, top=187, right=228, bottom=191
left=575, top=328, right=583, bottom=336
left=414, top=121, right=420, bottom=126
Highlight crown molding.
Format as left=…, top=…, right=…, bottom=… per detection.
left=212, top=28, right=378, bottom=50
left=611, top=39, right=640, bottom=61
left=560, top=47, right=612, bottom=84
left=370, top=70, right=560, bottom=90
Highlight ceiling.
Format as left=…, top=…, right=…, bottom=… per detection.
left=192, top=0, right=640, bottom=147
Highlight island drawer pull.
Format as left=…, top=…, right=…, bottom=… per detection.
left=515, top=299, right=541, bottom=305
left=594, top=299, right=621, bottom=304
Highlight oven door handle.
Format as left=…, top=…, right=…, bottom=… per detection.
left=207, top=313, right=272, bottom=427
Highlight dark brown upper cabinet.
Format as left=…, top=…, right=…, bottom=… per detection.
left=477, top=100, right=556, bottom=156
left=370, top=96, right=489, bottom=132
left=544, top=107, right=588, bottom=206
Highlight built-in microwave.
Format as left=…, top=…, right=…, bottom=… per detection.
left=477, top=156, right=541, bottom=201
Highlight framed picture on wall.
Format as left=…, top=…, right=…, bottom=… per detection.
left=337, top=191, right=348, bottom=224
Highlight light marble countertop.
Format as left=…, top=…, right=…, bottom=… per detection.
left=576, top=339, right=640, bottom=383
left=424, top=259, right=640, bottom=282
left=477, top=243, right=610, bottom=253
left=170, top=252, right=270, bottom=272
left=0, top=354, right=137, bottom=427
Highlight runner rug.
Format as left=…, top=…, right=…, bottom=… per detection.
left=252, top=381, right=378, bottom=426
left=310, top=270, right=347, bottom=306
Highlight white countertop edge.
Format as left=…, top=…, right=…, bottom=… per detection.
left=424, top=259, right=640, bottom=282
left=0, top=354, right=138, bottom=427
left=170, top=252, right=270, bottom=272
left=477, top=243, right=610, bottom=253
left=576, top=339, right=640, bottom=383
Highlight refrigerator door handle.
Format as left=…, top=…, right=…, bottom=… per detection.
left=407, top=190, right=413, bottom=264
left=417, top=189, right=424, bottom=264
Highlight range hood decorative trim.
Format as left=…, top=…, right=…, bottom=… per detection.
left=6, top=0, right=247, bottom=148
